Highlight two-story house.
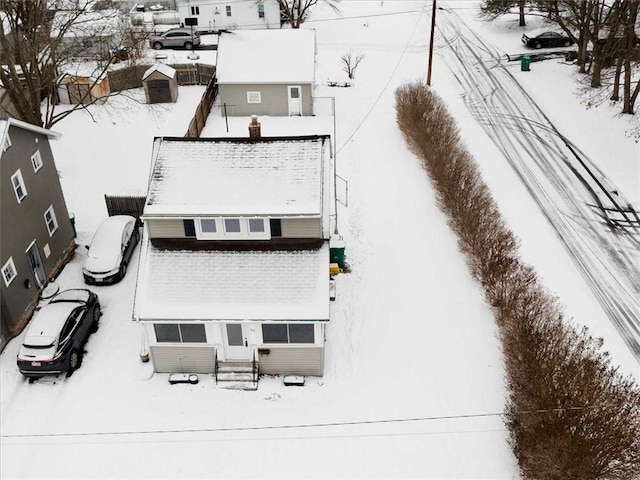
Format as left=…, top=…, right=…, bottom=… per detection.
left=0, top=117, right=75, bottom=350
left=133, top=133, right=333, bottom=384
left=175, top=0, right=280, bottom=32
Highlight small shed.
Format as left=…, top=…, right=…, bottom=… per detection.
left=57, top=70, right=110, bottom=105
left=142, top=63, right=179, bottom=104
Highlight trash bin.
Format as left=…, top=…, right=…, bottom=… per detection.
left=330, top=237, right=346, bottom=268
left=69, top=212, right=77, bottom=238
left=521, top=56, right=531, bottom=72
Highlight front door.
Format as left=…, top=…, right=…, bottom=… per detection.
left=26, top=241, right=46, bottom=289
left=287, top=85, right=302, bottom=116
left=223, top=323, right=251, bottom=361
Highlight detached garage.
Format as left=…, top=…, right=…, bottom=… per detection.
left=142, top=63, right=179, bottom=104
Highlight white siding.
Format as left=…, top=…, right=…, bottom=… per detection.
left=150, top=344, right=216, bottom=373
left=258, top=347, right=324, bottom=376
left=281, top=217, right=321, bottom=238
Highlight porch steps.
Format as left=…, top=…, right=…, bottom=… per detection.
left=216, top=362, right=258, bottom=391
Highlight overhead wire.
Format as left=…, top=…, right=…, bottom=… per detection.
left=0, top=404, right=618, bottom=441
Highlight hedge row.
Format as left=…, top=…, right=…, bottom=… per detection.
left=394, top=81, right=640, bottom=479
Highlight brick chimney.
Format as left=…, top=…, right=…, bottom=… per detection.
left=248, top=115, right=261, bottom=138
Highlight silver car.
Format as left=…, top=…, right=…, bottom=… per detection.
left=149, top=28, right=201, bottom=50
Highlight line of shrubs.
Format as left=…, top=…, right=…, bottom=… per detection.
left=394, top=81, right=640, bottom=479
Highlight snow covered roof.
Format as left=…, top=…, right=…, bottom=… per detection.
left=144, top=135, right=329, bottom=216
left=216, top=29, right=316, bottom=84
left=134, top=239, right=330, bottom=321
left=143, top=62, right=176, bottom=80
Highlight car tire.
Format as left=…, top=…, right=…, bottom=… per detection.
left=563, top=40, right=571, bottom=47
left=534, top=42, right=542, bottom=49
left=153, top=42, right=163, bottom=50
left=67, top=349, right=82, bottom=377
left=184, top=41, right=193, bottom=49
left=91, top=304, right=101, bottom=333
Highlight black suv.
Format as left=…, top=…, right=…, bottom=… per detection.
left=17, top=289, right=101, bottom=380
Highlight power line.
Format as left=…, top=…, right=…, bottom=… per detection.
left=0, top=404, right=618, bottom=440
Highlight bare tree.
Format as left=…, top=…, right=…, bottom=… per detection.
left=341, top=51, right=364, bottom=80
left=480, top=0, right=532, bottom=27
left=276, top=0, right=340, bottom=28
left=0, top=0, right=142, bottom=128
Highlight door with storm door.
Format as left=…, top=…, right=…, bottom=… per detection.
left=223, top=323, right=251, bottom=361
left=26, top=241, right=47, bottom=289
left=287, top=85, right=302, bottom=116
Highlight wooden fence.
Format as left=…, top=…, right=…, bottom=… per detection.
left=185, top=74, right=219, bottom=138
left=104, top=195, right=146, bottom=226
left=107, top=63, right=216, bottom=93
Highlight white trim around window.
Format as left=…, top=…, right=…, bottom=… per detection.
left=195, top=217, right=270, bottom=240
left=44, top=205, right=59, bottom=236
left=2, top=134, right=11, bottom=152
left=247, top=91, right=261, bottom=104
left=2, top=258, right=17, bottom=287
left=31, top=150, right=43, bottom=172
left=11, top=169, right=27, bottom=203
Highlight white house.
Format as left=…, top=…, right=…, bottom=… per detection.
left=133, top=133, right=334, bottom=387
left=216, top=29, right=317, bottom=116
left=175, top=0, right=280, bottom=32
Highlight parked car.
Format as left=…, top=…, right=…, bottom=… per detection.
left=149, top=28, right=201, bottom=50
left=17, top=289, right=101, bottom=380
left=522, top=29, right=573, bottom=49
left=83, top=215, right=139, bottom=285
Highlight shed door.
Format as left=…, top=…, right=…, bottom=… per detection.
left=287, top=85, right=302, bottom=116
left=147, top=79, right=172, bottom=104
left=68, top=83, right=92, bottom=105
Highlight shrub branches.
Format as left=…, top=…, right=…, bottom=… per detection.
left=395, top=81, right=640, bottom=479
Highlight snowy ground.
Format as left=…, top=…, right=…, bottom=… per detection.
left=1, top=1, right=639, bottom=478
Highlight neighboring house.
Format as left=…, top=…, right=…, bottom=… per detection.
left=216, top=29, right=316, bottom=116
left=133, top=133, right=333, bottom=384
left=0, top=117, right=75, bottom=351
left=175, top=0, right=280, bottom=32
left=51, top=9, right=123, bottom=60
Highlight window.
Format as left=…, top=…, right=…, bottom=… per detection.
left=2, top=134, right=11, bottom=151
left=191, top=6, right=199, bottom=15
left=44, top=205, right=58, bottom=236
left=194, top=217, right=271, bottom=240
left=11, top=170, right=27, bottom=203
left=258, top=3, right=265, bottom=18
left=2, top=258, right=17, bottom=287
left=200, top=218, right=217, bottom=233
left=31, top=150, right=43, bottom=172
left=154, top=324, right=206, bottom=343
left=247, top=91, right=261, bottom=104
left=224, top=218, right=241, bottom=233
left=262, top=324, right=314, bottom=344
left=248, top=218, right=265, bottom=234
left=226, top=5, right=232, bottom=16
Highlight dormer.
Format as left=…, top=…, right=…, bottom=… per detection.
left=142, top=135, right=332, bottom=248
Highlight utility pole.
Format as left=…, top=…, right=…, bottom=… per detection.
left=426, top=0, right=436, bottom=85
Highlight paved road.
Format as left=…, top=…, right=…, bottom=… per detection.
left=436, top=7, right=640, bottom=361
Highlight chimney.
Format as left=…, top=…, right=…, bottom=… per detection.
left=248, top=115, right=261, bottom=138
